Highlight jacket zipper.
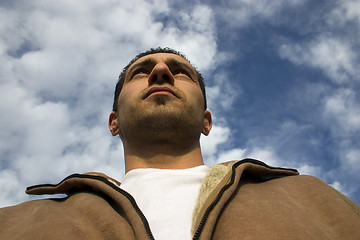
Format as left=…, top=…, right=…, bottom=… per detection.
left=93, top=176, right=155, bottom=240
left=84, top=175, right=156, bottom=240
left=192, top=162, right=238, bottom=240
left=117, top=188, right=155, bottom=240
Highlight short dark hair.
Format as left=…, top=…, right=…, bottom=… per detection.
left=112, top=47, right=207, bottom=111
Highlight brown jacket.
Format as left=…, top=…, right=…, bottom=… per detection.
left=0, top=159, right=359, bottom=239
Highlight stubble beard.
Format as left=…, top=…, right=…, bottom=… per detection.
left=119, top=95, right=203, bottom=149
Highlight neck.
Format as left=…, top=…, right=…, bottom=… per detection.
left=122, top=141, right=205, bottom=173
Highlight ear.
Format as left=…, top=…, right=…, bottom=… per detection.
left=201, top=110, right=212, bottom=136
left=108, top=111, right=122, bottom=136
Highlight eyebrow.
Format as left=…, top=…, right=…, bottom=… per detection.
left=165, top=58, right=197, bottom=79
left=126, top=57, right=197, bottom=80
left=127, top=58, right=157, bottom=77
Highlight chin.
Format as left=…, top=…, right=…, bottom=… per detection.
left=150, top=94, right=173, bottom=106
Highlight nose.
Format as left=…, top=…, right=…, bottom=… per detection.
left=148, top=62, right=175, bottom=85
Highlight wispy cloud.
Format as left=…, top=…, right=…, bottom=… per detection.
left=279, top=37, right=359, bottom=84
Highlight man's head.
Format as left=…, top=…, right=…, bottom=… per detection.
left=109, top=47, right=212, bottom=151
left=112, top=47, right=207, bottom=112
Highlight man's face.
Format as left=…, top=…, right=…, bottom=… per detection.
left=111, top=52, right=210, bottom=142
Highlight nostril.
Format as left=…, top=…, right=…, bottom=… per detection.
left=152, top=74, right=158, bottom=82
left=162, top=74, right=171, bottom=82
left=148, top=72, right=158, bottom=85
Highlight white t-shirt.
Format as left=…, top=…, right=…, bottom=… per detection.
left=120, top=165, right=209, bottom=240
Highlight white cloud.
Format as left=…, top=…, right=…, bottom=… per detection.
left=201, top=123, right=231, bottom=162
left=330, top=181, right=346, bottom=194
left=0, top=169, right=27, bottom=207
left=216, top=0, right=305, bottom=28
left=216, top=148, right=247, bottom=163
left=297, top=164, right=322, bottom=177
left=277, top=0, right=360, bottom=86
left=323, top=88, right=360, bottom=135
left=206, top=72, right=242, bottom=111
left=246, top=147, right=284, bottom=167
left=329, top=180, right=358, bottom=200
left=279, top=37, right=358, bottom=84
left=343, top=149, right=360, bottom=175
left=331, top=0, right=360, bottom=26
left=154, top=4, right=217, bottom=71
left=0, top=83, right=71, bottom=157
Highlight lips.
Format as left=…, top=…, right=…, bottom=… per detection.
left=144, top=86, right=179, bottom=99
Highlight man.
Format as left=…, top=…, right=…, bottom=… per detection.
left=0, top=47, right=359, bottom=239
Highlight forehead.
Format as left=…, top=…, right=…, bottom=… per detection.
left=131, top=52, right=191, bottom=66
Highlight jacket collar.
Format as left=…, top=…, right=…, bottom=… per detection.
left=192, top=158, right=298, bottom=238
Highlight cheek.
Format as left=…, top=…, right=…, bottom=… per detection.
left=188, top=86, right=205, bottom=106
left=177, top=82, right=204, bottom=102
left=118, top=82, right=144, bottom=104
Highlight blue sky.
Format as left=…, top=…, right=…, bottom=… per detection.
left=0, top=0, right=359, bottom=207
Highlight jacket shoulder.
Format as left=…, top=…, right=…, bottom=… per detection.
left=288, top=174, right=360, bottom=216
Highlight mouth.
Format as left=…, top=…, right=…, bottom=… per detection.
left=143, top=86, right=179, bottom=99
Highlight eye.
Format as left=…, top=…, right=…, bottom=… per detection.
left=173, top=69, right=192, bottom=79
left=131, top=69, right=150, bottom=79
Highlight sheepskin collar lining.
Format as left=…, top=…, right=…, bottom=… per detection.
left=191, top=159, right=299, bottom=236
